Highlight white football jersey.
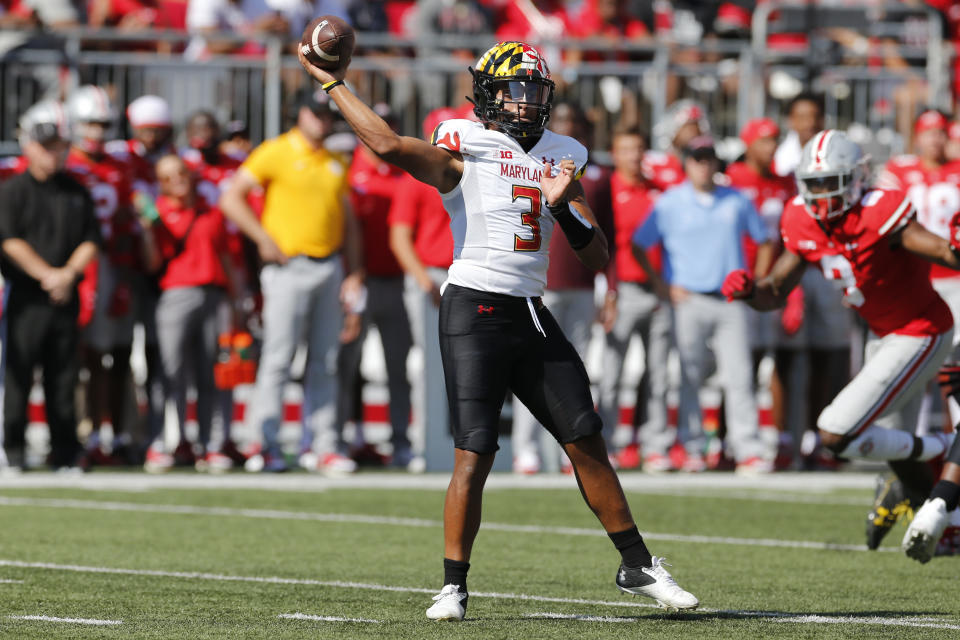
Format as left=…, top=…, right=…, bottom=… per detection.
left=432, top=119, right=588, bottom=297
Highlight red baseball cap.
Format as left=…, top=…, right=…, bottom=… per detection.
left=740, top=118, right=780, bottom=148
left=914, top=109, right=948, bottom=135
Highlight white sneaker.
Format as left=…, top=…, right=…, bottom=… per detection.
left=615, top=556, right=699, bottom=610
left=513, top=450, right=540, bottom=475
left=903, top=498, right=950, bottom=563
left=425, top=584, right=466, bottom=621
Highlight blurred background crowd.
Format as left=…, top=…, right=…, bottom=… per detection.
left=0, top=0, right=959, bottom=476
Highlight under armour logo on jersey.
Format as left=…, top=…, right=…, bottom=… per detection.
left=477, top=305, right=494, bottom=314
left=541, top=155, right=556, bottom=166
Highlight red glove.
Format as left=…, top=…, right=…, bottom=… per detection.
left=950, top=211, right=960, bottom=254
left=780, top=286, right=805, bottom=336
left=721, top=269, right=754, bottom=301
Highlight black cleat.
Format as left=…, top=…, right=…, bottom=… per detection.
left=866, top=473, right=925, bottom=550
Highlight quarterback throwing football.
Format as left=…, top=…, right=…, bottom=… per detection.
left=299, top=41, right=698, bottom=618
left=723, top=130, right=960, bottom=561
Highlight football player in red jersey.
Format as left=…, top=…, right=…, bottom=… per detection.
left=106, top=94, right=176, bottom=466
left=644, top=99, right=710, bottom=191
left=66, top=85, right=147, bottom=466
left=724, top=130, right=957, bottom=488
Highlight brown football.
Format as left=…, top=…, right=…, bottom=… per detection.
left=300, top=15, right=355, bottom=71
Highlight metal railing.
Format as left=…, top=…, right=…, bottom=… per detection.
left=0, top=5, right=952, bottom=161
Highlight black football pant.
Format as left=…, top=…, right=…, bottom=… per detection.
left=439, top=284, right=602, bottom=454
left=3, top=298, right=80, bottom=468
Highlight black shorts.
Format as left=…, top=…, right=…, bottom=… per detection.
left=439, top=284, right=602, bottom=454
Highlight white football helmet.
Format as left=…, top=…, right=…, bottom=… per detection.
left=653, top=99, right=711, bottom=150
left=67, top=85, right=116, bottom=154
left=796, top=129, right=870, bottom=222
left=18, top=99, right=70, bottom=147
left=67, top=85, right=115, bottom=124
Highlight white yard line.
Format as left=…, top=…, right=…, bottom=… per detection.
left=526, top=611, right=960, bottom=631
left=278, top=612, right=381, bottom=624
left=0, top=579, right=24, bottom=584
left=8, top=615, right=122, bottom=626
left=0, top=496, right=889, bottom=553
left=0, top=471, right=881, bottom=493
left=2, top=560, right=956, bottom=632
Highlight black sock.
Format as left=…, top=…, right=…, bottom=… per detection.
left=608, top=526, right=653, bottom=569
left=931, top=480, right=960, bottom=512
left=443, top=558, right=470, bottom=593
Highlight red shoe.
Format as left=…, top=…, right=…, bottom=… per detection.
left=643, top=453, right=675, bottom=474
left=173, top=440, right=197, bottom=467
left=219, top=440, right=249, bottom=466
left=617, top=443, right=641, bottom=470
left=735, top=456, right=774, bottom=476
left=144, top=448, right=173, bottom=473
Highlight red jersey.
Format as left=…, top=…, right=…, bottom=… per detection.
left=153, top=196, right=228, bottom=291
left=66, top=148, right=136, bottom=252
left=724, top=161, right=796, bottom=273
left=877, top=154, right=960, bottom=280
left=642, top=150, right=685, bottom=191
left=349, top=147, right=405, bottom=277
left=387, top=173, right=453, bottom=269
left=181, top=148, right=242, bottom=204
left=105, top=138, right=173, bottom=198
left=0, top=156, right=27, bottom=181
left=609, top=170, right=660, bottom=287
left=780, top=189, right=952, bottom=337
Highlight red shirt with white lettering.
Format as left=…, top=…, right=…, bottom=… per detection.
left=609, top=169, right=660, bottom=287
left=387, top=172, right=453, bottom=269
left=153, top=195, right=228, bottom=291
left=725, top=161, right=795, bottom=273
left=349, top=146, right=405, bottom=277
left=877, top=154, right=960, bottom=280
left=780, top=189, right=952, bottom=337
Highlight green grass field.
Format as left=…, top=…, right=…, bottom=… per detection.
left=0, top=472, right=957, bottom=639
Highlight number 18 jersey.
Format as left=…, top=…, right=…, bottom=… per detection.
left=431, top=119, right=588, bottom=297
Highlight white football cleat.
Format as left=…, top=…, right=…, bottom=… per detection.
left=903, top=498, right=950, bottom=563
left=426, top=584, right=466, bottom=621
left=615, top=556, right=699, bottom=610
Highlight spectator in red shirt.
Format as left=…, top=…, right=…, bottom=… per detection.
left=598, top=126, right=675, bottom=472
left=180, top=110, right=252, bottom=469
left=146, top=155, right=235, bottom=471
left=338, top=105, right=414, bottom=469
left=387, top=113, right=455, bottom=471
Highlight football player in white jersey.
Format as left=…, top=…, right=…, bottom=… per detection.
left=299, top=41, right=699, bottom=618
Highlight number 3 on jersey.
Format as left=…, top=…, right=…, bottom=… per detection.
left=512, top=185, right=542, bottom=251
